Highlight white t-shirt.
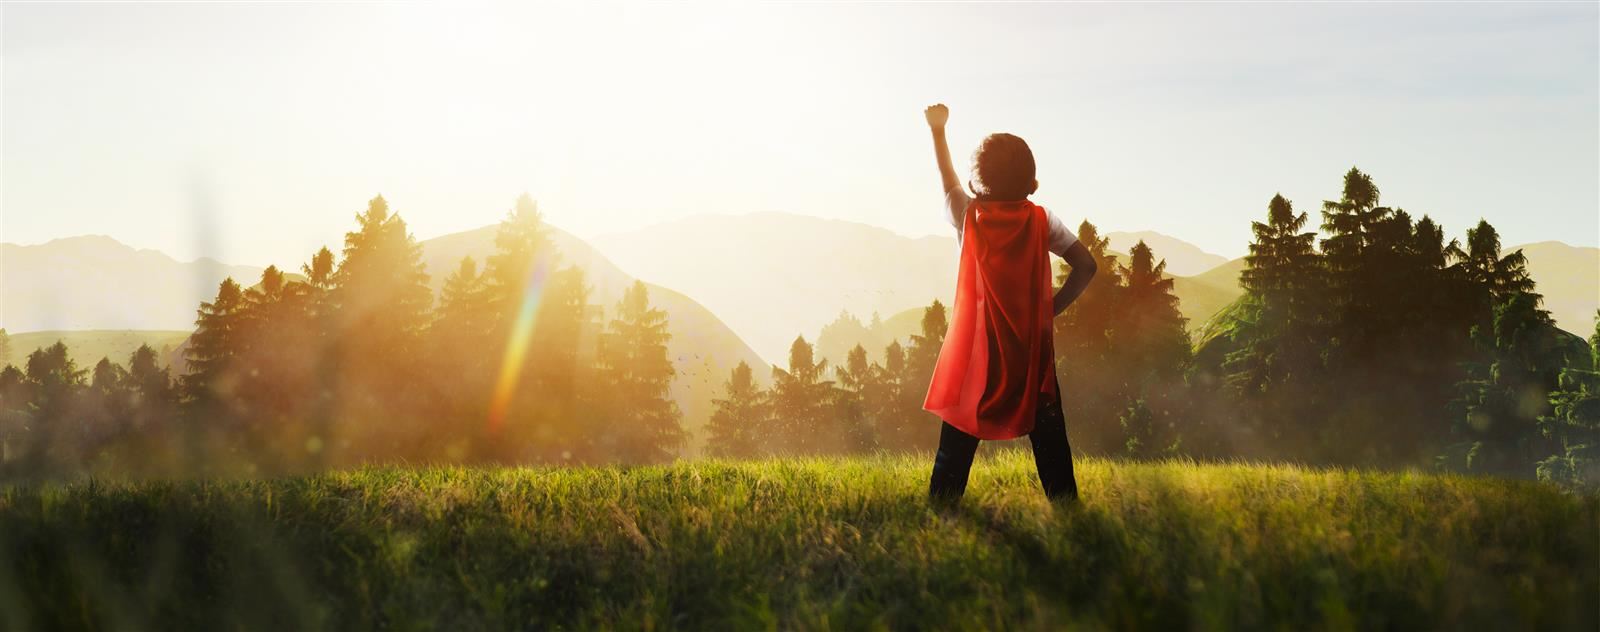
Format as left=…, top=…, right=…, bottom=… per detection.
left=945, top=187, right=1078, bottom=258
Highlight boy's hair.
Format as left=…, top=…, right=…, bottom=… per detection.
left=969, top=133, right=1036, bottom=201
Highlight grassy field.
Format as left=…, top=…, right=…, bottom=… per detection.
left=0, top=452, right=1594, bottom=630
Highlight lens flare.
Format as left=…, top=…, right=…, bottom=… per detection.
left=487, top=257, right=552, bottom=434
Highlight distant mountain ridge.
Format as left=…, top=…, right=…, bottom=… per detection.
left=591, top=212, right=957, bottom=364
left=2, top=235, right=263, bottom=332
left=1105, top=231, right=1230, bottom=276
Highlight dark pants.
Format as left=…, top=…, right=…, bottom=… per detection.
left=928, top=394, right=1079, bottom=502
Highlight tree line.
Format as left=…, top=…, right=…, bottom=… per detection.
left=1, top=168, right=1595, bottom=486
left=703, top=167, right=1598, bottom=487
left=0, top=195, right=684, bottom=478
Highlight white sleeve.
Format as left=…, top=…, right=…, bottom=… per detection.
left=944, top=187, right=971, bottom=231
left=1046, top=210, right=1079, bottom=258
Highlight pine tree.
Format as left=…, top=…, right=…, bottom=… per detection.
left=231, top=264, right=325, bottom=467
left=1109, top=241, right=1191, bottom=455
left=1320, top=167, right=1388, bottom=279
left=1224, top=195, right=1326, bottom=451
left=706, top=361, right=767, bottom=458
left=0, top=329, right=10, bottom=366
left=1319, top=167, right=1394, bottom=362
left=770, top=335, right=834, bottom=455
left=1536, top=312, right=1600, bottom=487
left=299, top=246, right=339, bottom=466
left=524, top=265, right=602, bottom=462
left=594, top=281, right=683, bottom=463
left=833, top=344, right=878, bottom=453
left=486, top=194, right=558, bottom=328
left=126, top=345, right=176, bottom=444
left=427, top=257, right=495, bottom=460
left=0, top=365, right=30, bottom=465
left=1315, top=169, right=1468, bottom=464
left=871, top=340, right=911, bottom=450
left=331, top=195, right=433, bottom=458
left=480, top=195, right=570, bottom=462
left=25, top=342, right=86, bottom=472
left=83, top=357, right=133, bottom=465
left=1450, top=292, right=1560, bottom=475
left=184, top=278, right=245, bottom=417
left=1052, top=220, right=1124, bottom=453
left=1452, top=219, right=1536, bottom=309
left=893, top=301, right=946, bottom=452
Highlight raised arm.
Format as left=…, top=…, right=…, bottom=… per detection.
left=1052, top=241, right=1098, bottom=316
left=925, top=104, right=961, bottom=194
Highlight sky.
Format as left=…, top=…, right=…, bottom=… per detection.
left=3, top=2, right=1596, bottom=268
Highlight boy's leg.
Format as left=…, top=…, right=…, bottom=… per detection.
left=928, top=421, right=981, bottom=502
left=1028, top=395, right=1080, bottom=501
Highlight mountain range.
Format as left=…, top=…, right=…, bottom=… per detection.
left=2, top=236, right=263, bottom=332
left=1104, top=231, right=1230, bottom=276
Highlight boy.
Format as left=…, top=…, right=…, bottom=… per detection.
left=921, top=103, right=1097, bottom=504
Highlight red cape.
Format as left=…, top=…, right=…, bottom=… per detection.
left=922, top=198, right=1058, bottom=440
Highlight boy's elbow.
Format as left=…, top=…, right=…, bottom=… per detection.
left=1079, top=258, right=1098, bottom=277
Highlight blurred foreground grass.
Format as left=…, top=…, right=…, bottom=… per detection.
left=1, top=452, right=1595, bottom=630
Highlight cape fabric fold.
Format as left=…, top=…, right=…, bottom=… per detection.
left=922, top=198, right=1058, bottom=440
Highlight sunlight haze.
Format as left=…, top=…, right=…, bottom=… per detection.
left=4, top=2, right=1596, bottom=268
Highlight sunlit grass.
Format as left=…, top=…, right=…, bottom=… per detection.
left=1, top=452, right=1594, bottom=630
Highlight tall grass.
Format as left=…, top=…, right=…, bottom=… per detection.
left=1, top=452, right=1594, bottom=630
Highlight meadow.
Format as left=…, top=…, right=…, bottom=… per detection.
left=1, top=452, right=1594, bottom=630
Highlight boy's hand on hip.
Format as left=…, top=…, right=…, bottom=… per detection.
left=925, top=103, right=949, bottom=129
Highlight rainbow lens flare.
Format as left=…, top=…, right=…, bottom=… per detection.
left=487, top=256, right=551, bottom=434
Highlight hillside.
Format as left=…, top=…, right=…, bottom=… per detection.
left=418, top=225, right=770, bottom=454
left=1, top=236, right=263, bottom=332
left=2, top=454, right=1592, bottom=629
left=1517, top=241, right=1600, bottom=335
left=2, top=330, right=191, bottom=369
left=1106, top=230, right=1229, bottom=276
left=591, top=212, right=957, bottom=365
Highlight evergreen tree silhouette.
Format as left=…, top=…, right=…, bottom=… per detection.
left=770, top=336, right=834, bottom=455
left=1109, top=241, right=1191, bottom=455
left=833, top=344, right=878, bottom=453
left=428, top=257, right=495, bottom=460
left=1224, top=194, right=1326, bottom=452
left=331, top=195, right=433, bottom=459
left=706, top=361, right=767, bottom=458
left=1537, top=312, right=1600, bottom=487
left=870, top=339, right=911, bottom=450
left=595, top=281, right=683, bottom=463
left=1053, top=220, right=1126, bottom=453
left=25, top=342, right=86, bottom=474
left=895, top=301, right=946, bottom=451
left=184, top=278, right=245, bottom=420
left=0, top=365, right=29, bottom=466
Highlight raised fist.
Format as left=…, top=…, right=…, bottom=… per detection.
left=924, top=103, right=949, bottom=129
